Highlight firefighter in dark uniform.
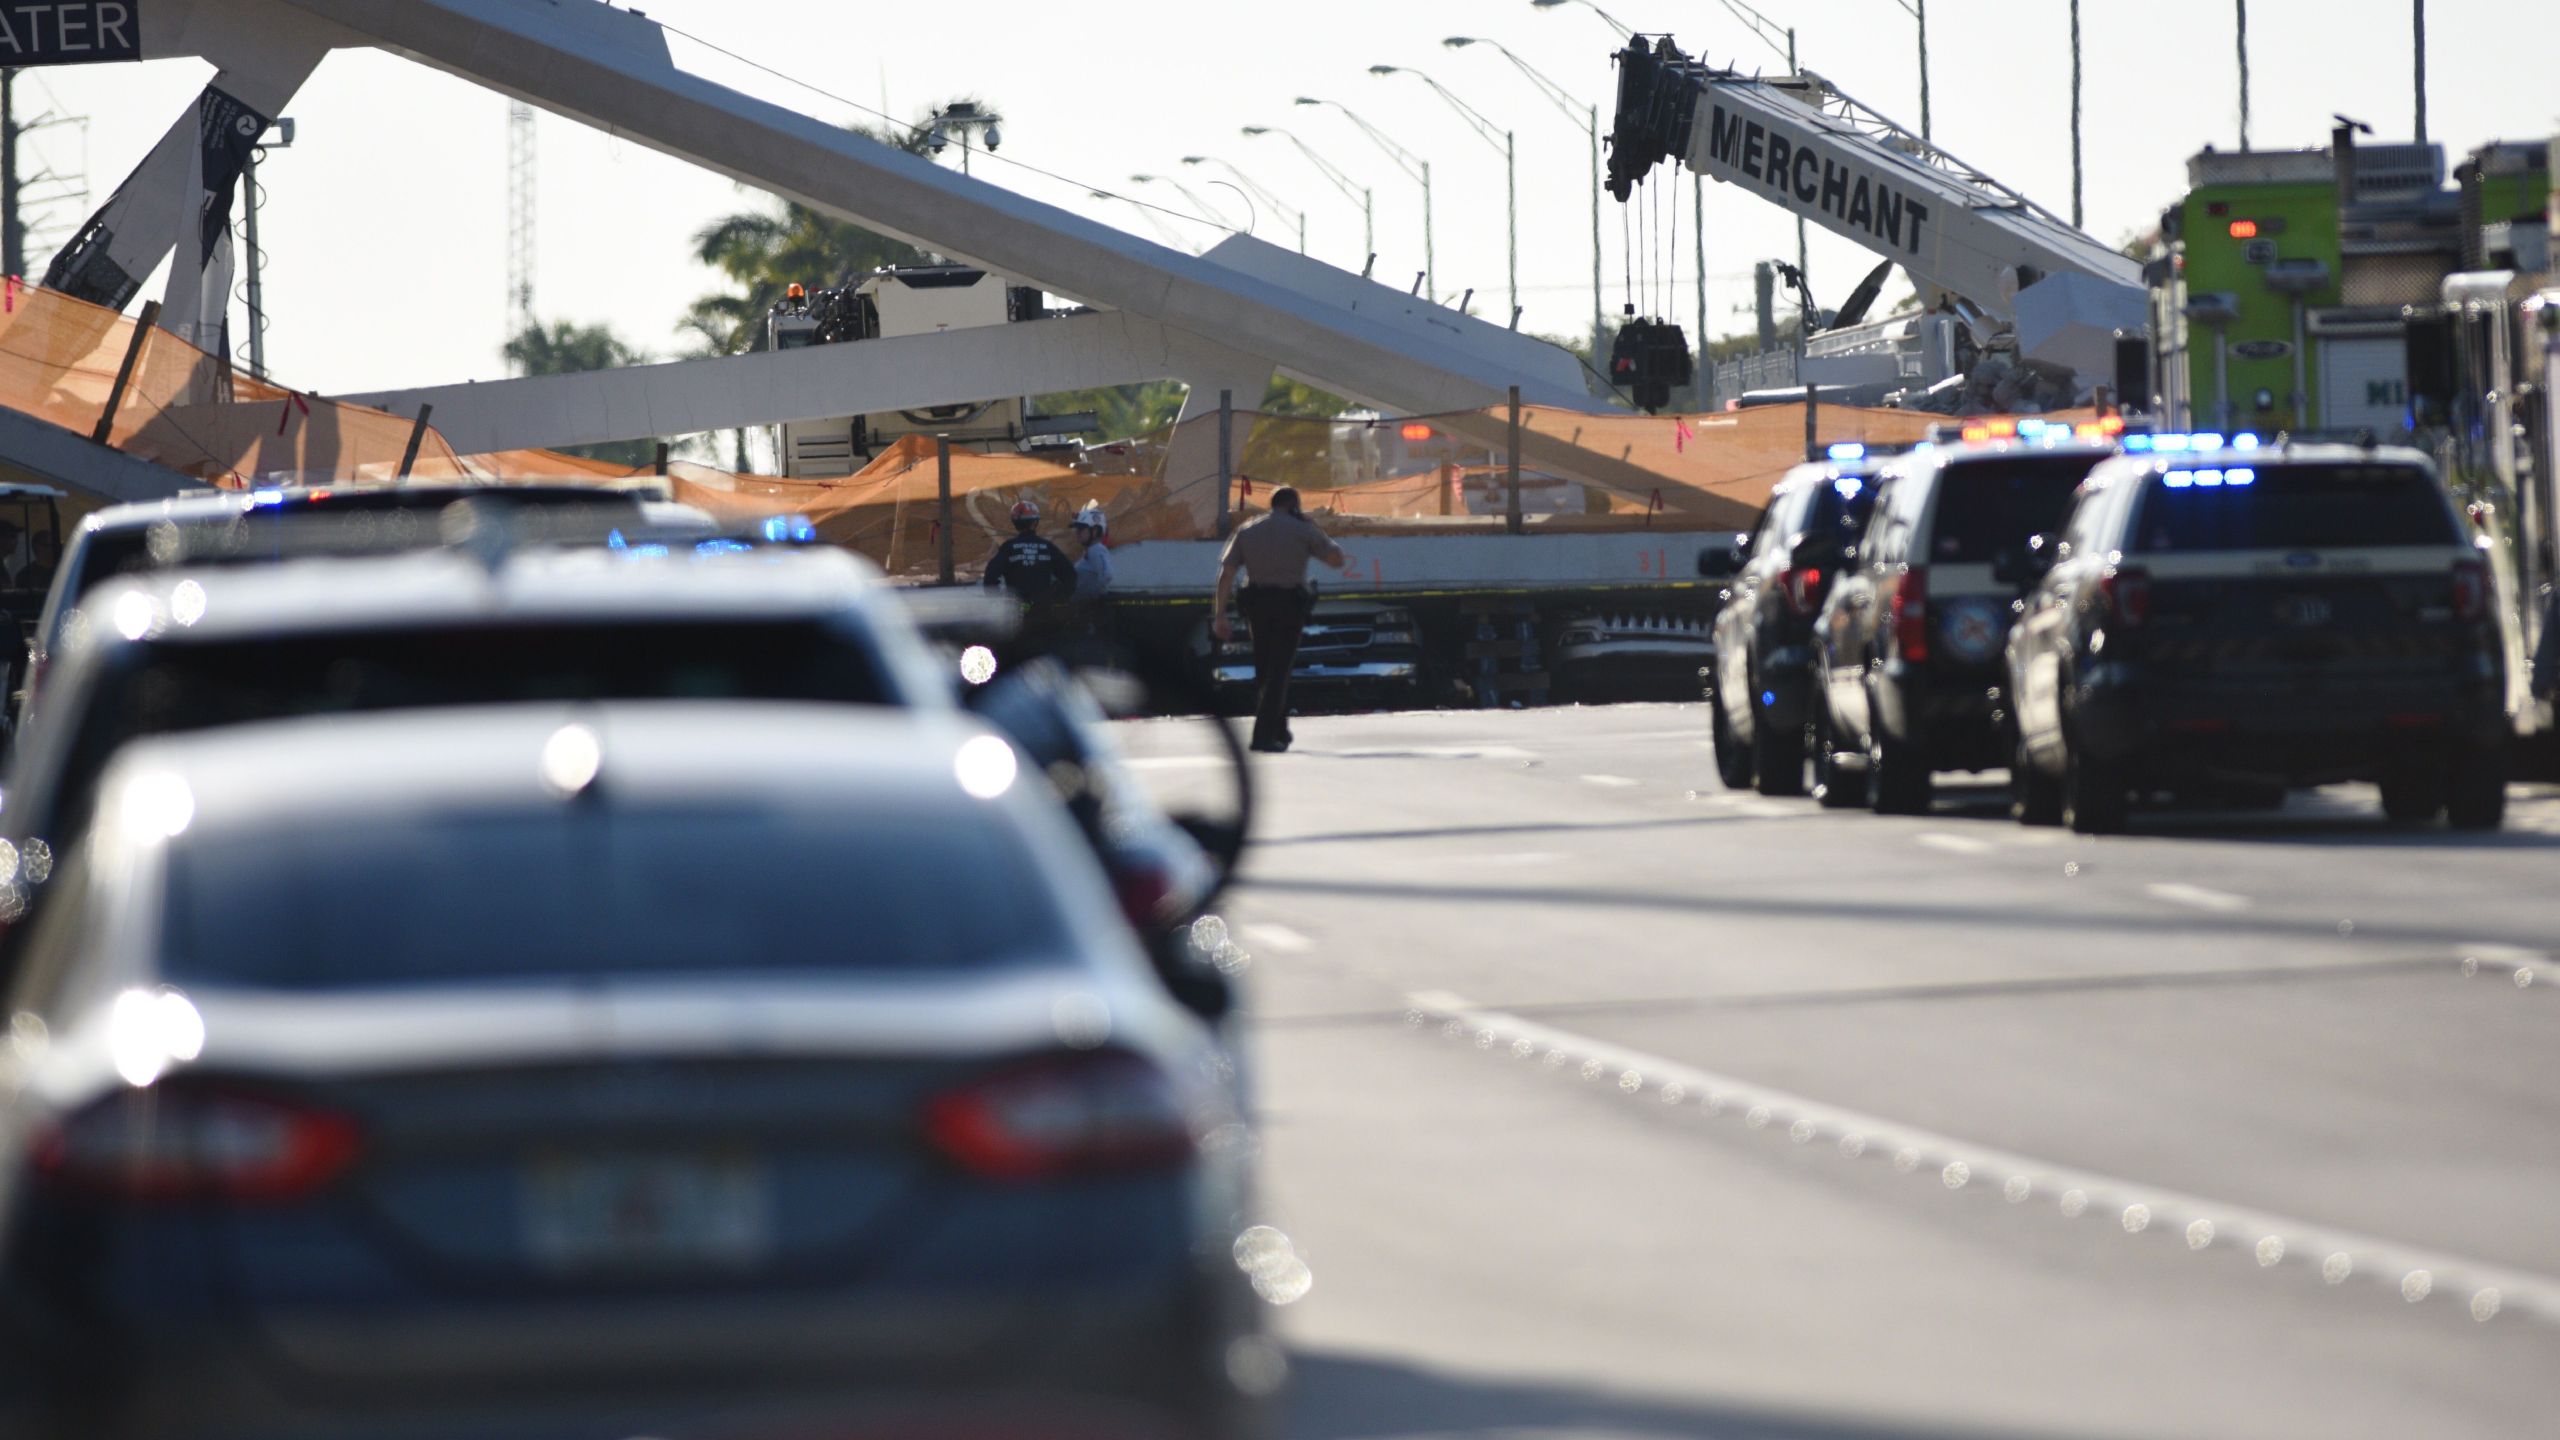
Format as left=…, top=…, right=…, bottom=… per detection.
left=983, top=499, right=1079, bottom=652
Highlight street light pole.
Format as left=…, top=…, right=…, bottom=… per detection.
left=1297, top=96, right=1434, bottom=300
left=1447, top=36, right=1607, bottom=364
left=1181, top=155, right=1308, bottom=253
left=1527, top=0, right=1633, bottom=41
left=1243, top=124, right=1374, bottom=263
left=1369, top=65, right=1515, bottom=321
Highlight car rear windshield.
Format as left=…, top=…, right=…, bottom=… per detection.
left=43, top=621, right=889, bottom=843
left=63, top=496, right=646, bottom=611
left=161, top=803, right=1075, bottom=989
left=1926, top=455, right=2103, bottom=563
left=2132, top=464, right=2458, bottom=553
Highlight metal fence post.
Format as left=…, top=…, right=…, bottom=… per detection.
left=936, top=435, right=955, bottom=586
left=1505, top=386, right=1523, bottom=536
left=396, top=403, right=434, bottom=479
left=92, top=300, right=162, bottom=445
left=1215, top=389, right=1234, bottom=537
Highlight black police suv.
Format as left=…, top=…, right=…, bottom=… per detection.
left=2005, top=442, right=2509, bottom=834
left=1703, top=456, right=1882, bottom=798
left=1814, top=438, right=2114, bottom=814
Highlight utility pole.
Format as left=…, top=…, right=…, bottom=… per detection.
left=2235, top=1, right=2252, bottom=151
left=2069, top=0, right=2084, bottom=229
left=2406, top=0, right=2426, bottom=146
left=1695, top=175, right=1710, bottom=409
left=1915, top=1, right=1931, bottom=143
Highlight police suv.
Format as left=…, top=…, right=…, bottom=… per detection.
left=1814, top=426, right=2114, bottom=813
left=2004, top=437, right=2508, bottom=834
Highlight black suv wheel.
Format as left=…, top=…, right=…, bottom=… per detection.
left=1869, top=731, right=1932, bottom=815
left=2062, top=730, right=2128, bottom=835
left=1752, top=695, right=1805, bottom=798
left=1711, top=695, right=1756, bottom=792
left=2447, top=742, right=2509, bottom=831
left=2012, top=734, right=2063, bottom=826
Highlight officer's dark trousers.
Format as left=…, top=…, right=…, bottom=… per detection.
left=1242, top=585, right=1312, bottom=750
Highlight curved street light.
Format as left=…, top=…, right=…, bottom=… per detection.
left=1242, top=125, right=1374, bottom=266
left=1446, top=35, right=1604, bottom=354
left=1370, top=64, right=1515, bottom=324
left=1182, top=155, right=1307, bottom=254
left=1296, top=96, right=1433, bottom=300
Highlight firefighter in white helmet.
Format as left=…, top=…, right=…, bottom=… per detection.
left=1069, top=501, right=1114, bottom=602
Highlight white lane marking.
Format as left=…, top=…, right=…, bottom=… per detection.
left=1124, top=755, right=1225, bottom=772
left=1240, top=923, right=1312, bottom=954
left=1916, top=832, right=1994, bottom=856
left=1459, top=851, right=1567, bottom=866
left=2146, top=882, right=2253, bottom=914
left=1406, top=989, right=2560, bottom=1329
left=1580, top=774, right=1641, bottom=789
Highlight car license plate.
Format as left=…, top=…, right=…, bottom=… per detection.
left=523, top=1152, right=769, bottom=1271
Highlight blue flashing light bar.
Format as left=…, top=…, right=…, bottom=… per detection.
left=1826, top=442, right=1867, bottom=461
left=2228, top=467, right=2255, bottom=486
left=249, top=489, right=287, bottom=507
left=2122, top=435, right=2155, bottom=453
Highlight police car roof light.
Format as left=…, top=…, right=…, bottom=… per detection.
left=1826, top=442, right=1866, bottom=461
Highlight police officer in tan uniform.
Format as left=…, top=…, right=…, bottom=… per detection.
left=1212, top=487, right=1345, bottom=753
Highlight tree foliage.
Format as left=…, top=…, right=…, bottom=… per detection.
left=683, top=105, right=971, bottom=357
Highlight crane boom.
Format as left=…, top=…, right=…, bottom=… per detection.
left=1607, top=38, right=2144, bottom=386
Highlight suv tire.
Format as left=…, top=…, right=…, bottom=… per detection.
left=1870, top=731, right=1932, bottom=815
left=2377, top=765, right=2446, bottom=825
left=1813, top=708, right=1864, bottom=809
left=1753, top=699, right=1806, bottom=797
left=2012, top=735, right=2063, bottom=826
left=2446, top=743, right=2509, bottom=831
left=2062, top=732, right=2129, bottom=835
left=1711, top=695, right=1756, bottom=792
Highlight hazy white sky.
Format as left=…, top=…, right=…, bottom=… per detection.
left=19, top=0, right=2558, bottom=396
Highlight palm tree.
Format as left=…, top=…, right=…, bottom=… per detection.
left=684, top=103, right=976, bottom=356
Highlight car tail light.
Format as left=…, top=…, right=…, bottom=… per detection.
left=924, top=1049, right=1195, bottom=1182
left=34, top=1085, right=360, bottom=1203
left=2097, top=566, right=2153, bottom=628
left=2451, top=557, right=2490, bottom=623
left=1888, top=568, right=1929, bottom=662
left=1113, top=861, right=1179, bottom=931
left=1777, top=566, right=1826, bottom=616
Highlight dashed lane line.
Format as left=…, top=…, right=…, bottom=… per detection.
left=1916, top=832, right=1995, bottom=856
left=1240, top=923, right=1313, bottom=954
left=1579, top=774, right=1641, bottom=789
left=2146, top=882, right=2254, bottom=914
left=1406, top=988, right=2558, bottom=1330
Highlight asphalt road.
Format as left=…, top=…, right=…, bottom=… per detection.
left=1126, top=703, right=2560, bottom=1440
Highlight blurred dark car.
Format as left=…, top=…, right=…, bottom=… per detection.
left=2007, top=442, right=2508, bottom=833
left=1703, top=457, right=1883, bottom=799
left=0, top=547, right=1222, bottom=995
left=21, top=482, right=681, bottom=719
left=0, top=705, right=1273, bottom=1439
left=1815, top=439, right=2114, bottom=813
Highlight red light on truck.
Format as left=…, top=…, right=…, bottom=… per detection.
left=2227, top=220, right=2260, bottom=239
left=1400, top=423, right=1435, bottom=442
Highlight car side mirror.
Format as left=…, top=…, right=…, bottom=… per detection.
left=1697, top=534, right=1747, bottom=580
